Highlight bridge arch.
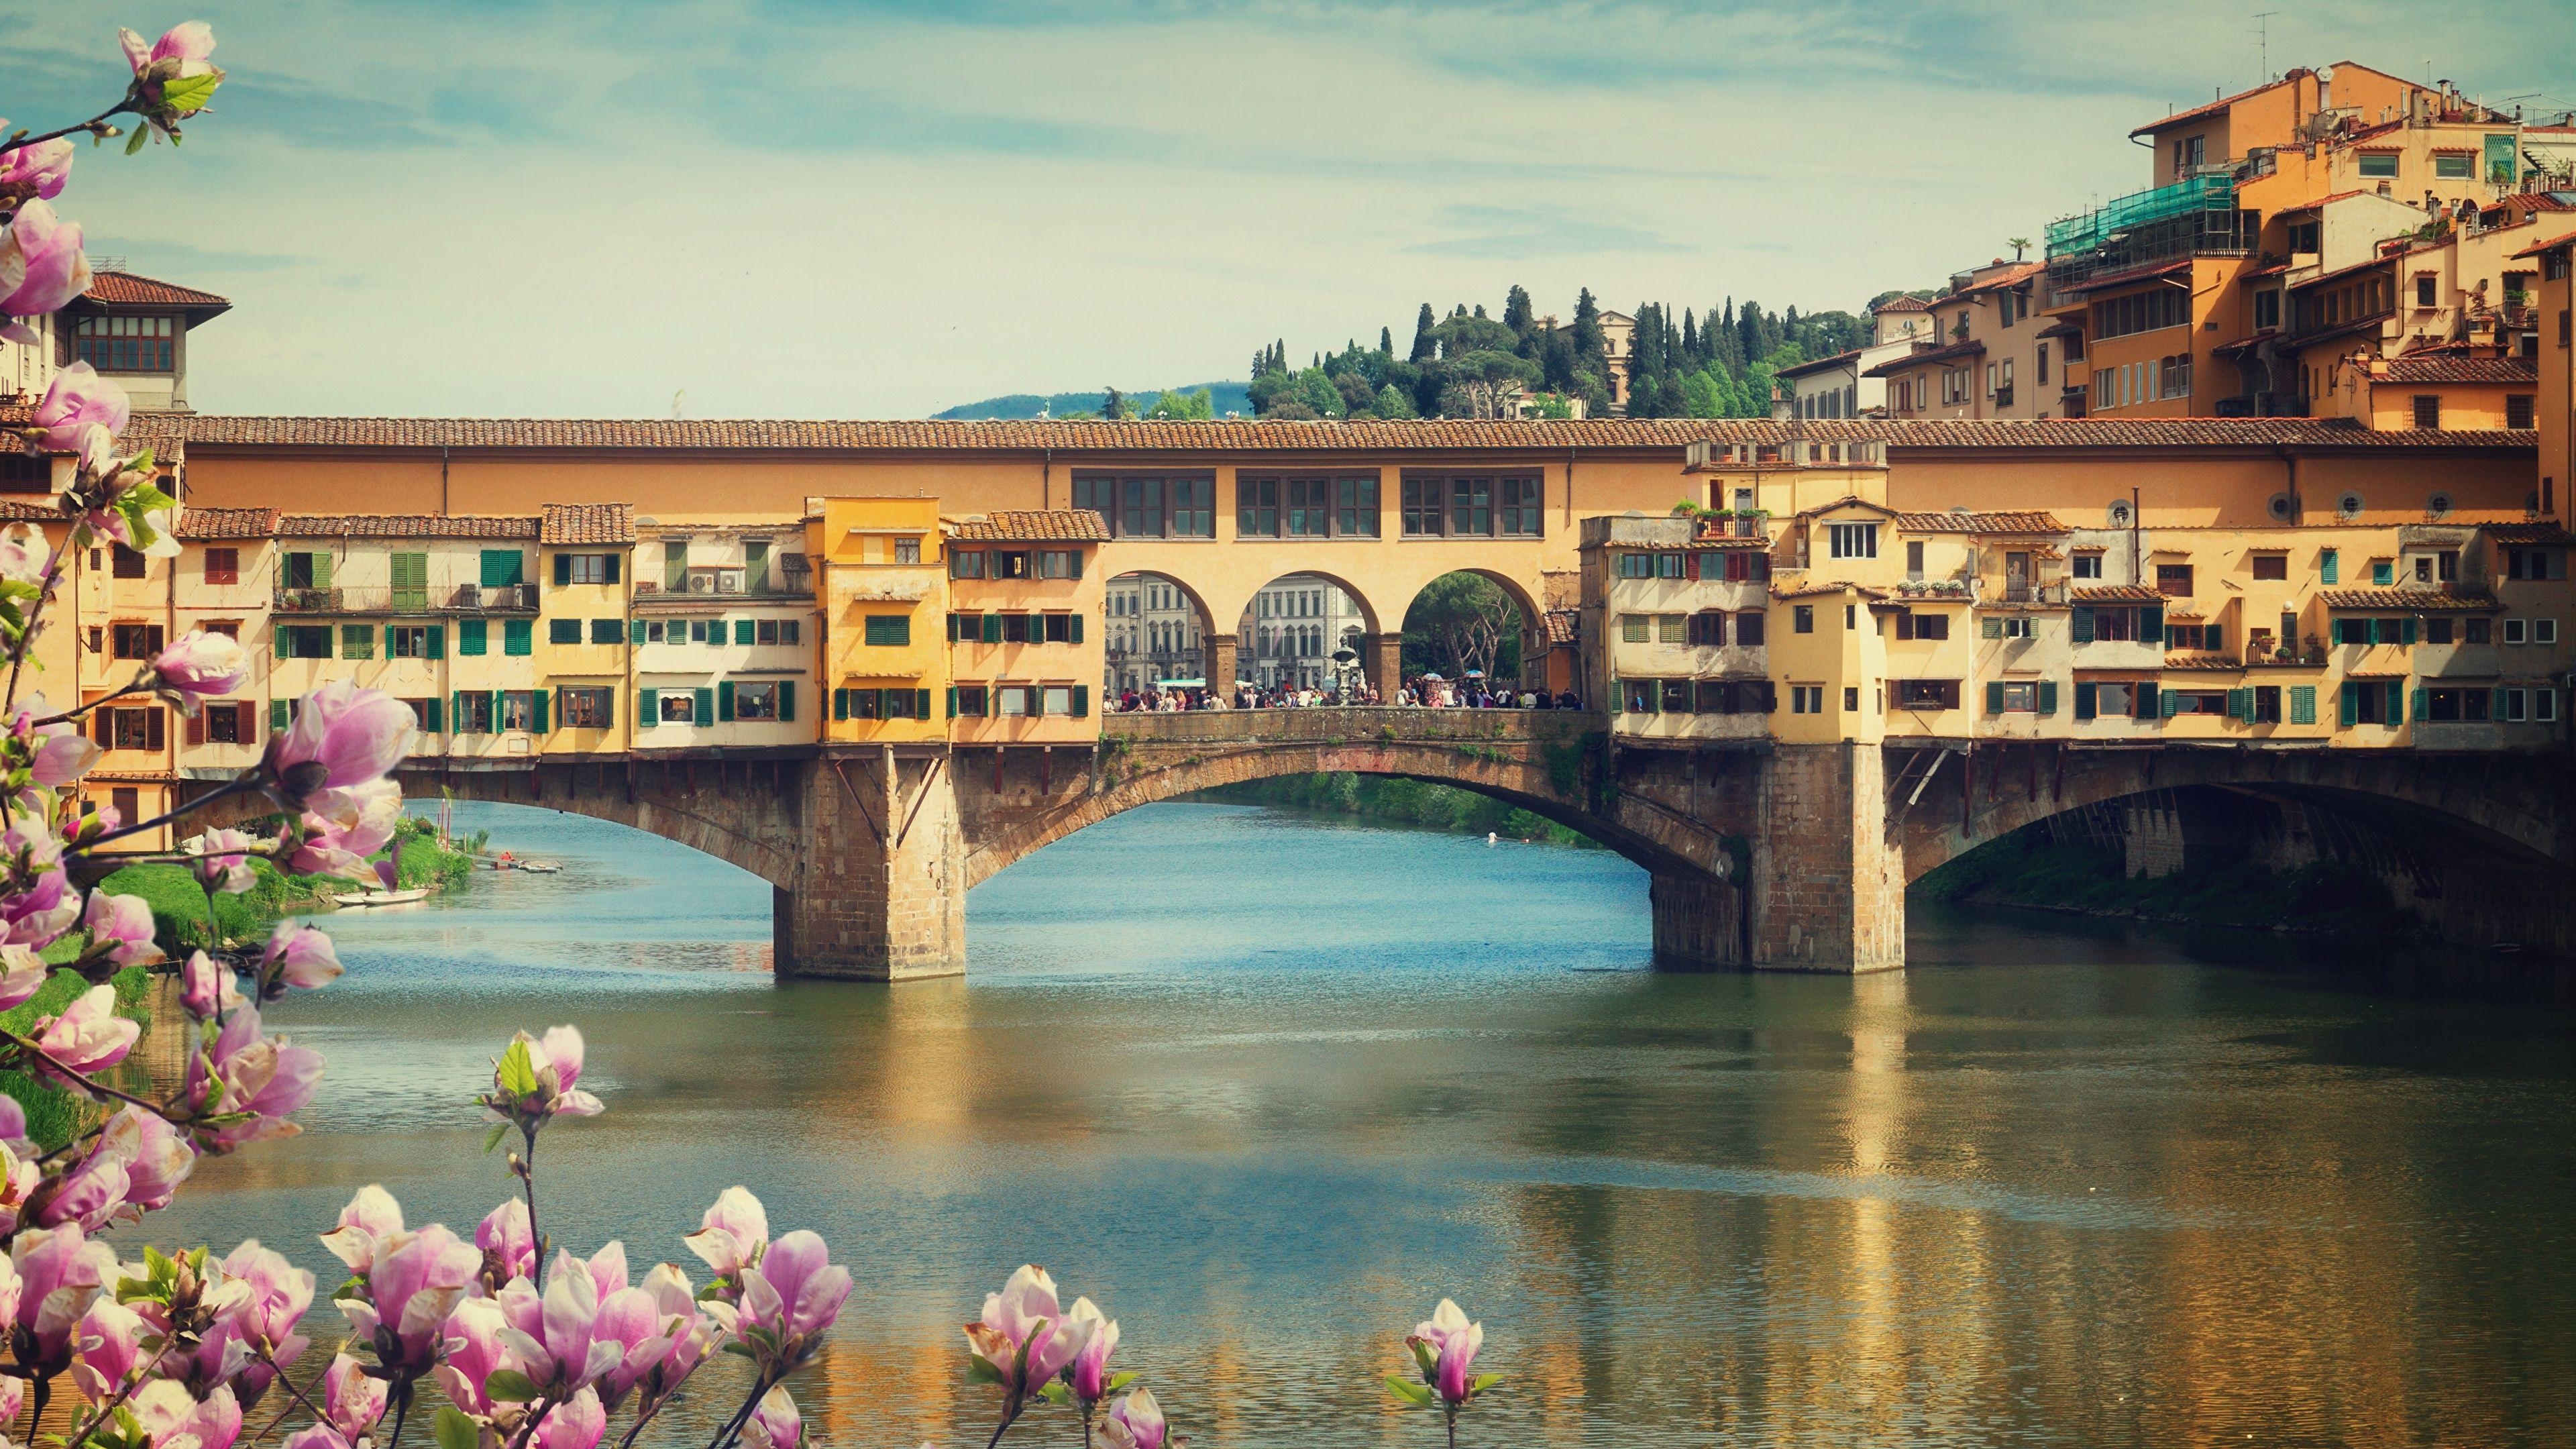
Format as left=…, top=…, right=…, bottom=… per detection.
left=1103, top=570, right=1219, bottom=694
left=1234, top=571, right=1379, bottom=692
left=1393, top=567, right=1549, bottom=692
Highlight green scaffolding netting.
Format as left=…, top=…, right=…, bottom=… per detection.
left=2046, top=174, right=2235, bottom=256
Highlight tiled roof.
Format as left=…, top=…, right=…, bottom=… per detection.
left=1774, top=347, right=1866, bottom=380
left=164, top=415, right=2535, bottom=453
left=1542, top=610, right=1577, bottom=645
left=2073, top=584, right=2166, bottom=604
left=2059, top=258, right=2193, bottom=294
left=1955, top=261, right=2045, bottom=297
left=1793, top=494, right=1896, bottom=519
left=2510, top=227, right=2576, bottom=259
left=0, top=500, right=66, bottom=523
left=1771, top=580, right=1888, bottom=602
left=541, top=502, right=635, bottom=545
left=176, top=507, right=278, bottom=540
left=1863, top=339, right=1984, bottom=377
left=2317, top=588, right=2498, bottom=610
left=942, top=510, right=1111, bottom=543
left=80, top=270, right=229, bottom=309
left=2161, top=655, right=2242, bottom=669
left=1893, top=510, right=2067, bottom=535
left=2282, top=190, right=2368, bottom=213
left=279, top=514, right=539, bottom=539
left=2379, top=354, right=2538, bottom=384
left=2481, top=521, right=2576, bottom=543
left=2130, top=73, right=2290, bottom=135
left=1872, top=295, right=1931, bottom=314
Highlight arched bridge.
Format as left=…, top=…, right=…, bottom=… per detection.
left=276, top=710, right=2576, bottom=980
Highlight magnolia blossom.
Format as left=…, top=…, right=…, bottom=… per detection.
left=1101, top=1387, right=1167, bottom=1449
left=476, top=1198, right=536, bottom=1284
left=131, top=1379, right=243, bottom=1449
left=29, top=983, right=142, bottom=1085
left=264, top=680, right=415, bottom=805
left=288, top=779, right=402, bottom=882
left=258, top=921, right=343, bottom=992
left=0, top=943, right=48, bottom=1011
left=0, top=525, right=47, bottom=591
left=0, top=199, right=91, bottom=321
left=682, top=1185, right=771, bottom=1293
left=323, top=1352, right=388, bottom=1438
left=333, top=1216, right=480, bottom=1377
left=625, top=1263, right=722, bottom=1411
left=13, top=1223, right=119, bottom=1373
left=39, top=1104, right=194, bottom=1230
left=32, top=720, right=102, bottom=790
left=1409, top=1298, right=1488, bottom=1408
left=153, top=629, right=250, bottom=704
left=496, top=1248, right=627, bottom=1393
left=736, top=1230, right=851, bottom=1378
left=485, top=1024, right=603, bottom=1134
left=119, top=22, right=226, bottom=129
left=281, top=1429, right=350, bottom=1449
left=744, top=1385, right=802, bottom=1449
left=316, top=1185, right=405, bottom=1275
left=3, top=867, right=81, bottom=949
left=181, top=951, right=246, bottom=1020
left=965, top=1265, right=1095, bottom=1399
left=182, top=1004, right=323, bottom=1150
left=34, top=360, right=127, bottom=453
left=0, top=1138, right=38, bottom=1236
left=84, top=888, right=162, bottom=967
left=0, top=136, right=72, bottom=202
left=1065, top=1296, right=1120, bottom=1407
left=70, top=1295, right=148, bottom=1401
left=532, top=1386, right=608, bottom=1449
left=433, top=1296, right=513, bottom=1417
left=186, top=827, right=259, bottom=896
left=215, top=1240, right=315, bottom=1408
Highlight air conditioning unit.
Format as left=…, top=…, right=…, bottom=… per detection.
left=686, top=574, right=713, bottom=594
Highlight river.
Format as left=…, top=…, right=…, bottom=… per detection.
left=132, top=801, right=2576, bottom=1447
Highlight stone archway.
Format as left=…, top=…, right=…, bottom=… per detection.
left=1392, top=568, right=1550, bottom=697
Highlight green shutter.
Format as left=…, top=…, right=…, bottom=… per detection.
left=1986, top=680, right=2006, bottom=714
left=631, top=619, right=647, bottom=646
left=2037, top=681, right=2057, bottom=716
left=777, top=682, right=795, bottom=721
left=696, top=687, right=716, bottom=722
left=2160, top=687, right=2180, bottom=719
left=505, top=619, right=533, bottom=655
left=480, top=549, right=524, bottom=588
left=735, top=619, right=754, bottom=645
left=269, top=699, right=289, bottom=732
left=2320, top=549, right=2339, bottom=584
left=1071, top=684, right=1089, bottom=717
left=2372, top=561, right=2393, bottom=586
left=639, top=688, right=657, bottom=727
left=554, top=553, right=572, bottom=586
left=2074, top=682, right=2097, bottom=720
left=2291, top=685, right=2316, bottom=724
left=2135, top=683, right=2158, bottom=719
left=833, top=688, right=849, bottom=721
left=2401, top=617, right=2417, bottom=646
left=2330, top=619, right=2348, bottom=645
left=390, top=551, right=427, bottom=608
left=1071, top=614, right=1085, bottom=645
left=983, top=612, right=1003, bottom=643
left=451, top=691, right=464, bottom=731
left=2206, top=622, right=2224, bottom=653
left=2228, top=687, right=2251, bottom=721
left=424, top=696, right=442, bottom=733
left=426, top=625, right=445, bottom=659
left=2410, top=686, right=2428, bottom=722
left=459, top=618, right=488, bottom=655
left=604, top=554, right=621, bottom=586
left=718, top=682, right=735, bottom=721
left=532, top=688, right=549, bottom=733
left=2070, top=606, right=2093, bottom=644
left=1067, top=550, right=1083, bottom=580
left=491, top=691, right=504, bottom=730
left=946, top=686, right=958, bottom=718
left=1981, top=617, right=2002, bottom=639
left=2339, top=682, right=2359, bottom=727
left=2141, top=605, right=2163, bottom=639
left=916, top=688, right=932, bottom=718
left=2390, top=681, right=2406, bottom=723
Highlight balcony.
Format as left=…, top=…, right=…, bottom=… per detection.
left=274, top=583, right=539, bottom=614
left=633, top=572, right=813, bottom=606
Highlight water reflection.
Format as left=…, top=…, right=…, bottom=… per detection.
left=121, top=802, right=2576, bottom=1446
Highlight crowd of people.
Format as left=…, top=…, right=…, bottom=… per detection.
left=1110, top=678, right=1585, bottom=712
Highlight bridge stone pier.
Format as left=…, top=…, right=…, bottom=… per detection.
left=263, top=715, right=2576, bottom=981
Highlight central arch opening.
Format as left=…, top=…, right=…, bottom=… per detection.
left=1236, top=572, right=1372, bottom=696
left=1102, top=570, right=1212, bottom=698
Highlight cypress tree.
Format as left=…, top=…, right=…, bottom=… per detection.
left=1411, top=305, right=1437, bottom=361
left=1504, top=284, right=1534, bottom=335
left=1380, top=326, right=1393, bottom=357
left=1680, top=308, right=1699, bottom=366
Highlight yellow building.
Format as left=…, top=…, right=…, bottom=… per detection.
left=536, top=503, right=636, bottom=754
left=941, top=511, right=1108, bottom=743
left=812, top=498, right=945, bottom=745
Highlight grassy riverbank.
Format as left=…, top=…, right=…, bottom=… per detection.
left=1912, top=832, right=2430, bottom=938
left=101, top=814, right=482, bottom=955
left=1189, top=773, right=1601, bottom=847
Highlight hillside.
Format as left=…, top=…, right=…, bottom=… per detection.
left=932, top=381, right=1251, bottom=420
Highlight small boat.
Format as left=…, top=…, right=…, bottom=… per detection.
left=514, top=861, right=564, bottom=874
left=333, top=888, right=431, bottom=908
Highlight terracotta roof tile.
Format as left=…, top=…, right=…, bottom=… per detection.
left=164, top=416, right=2534, bottom=453
left=1872, top=295, right=1931, bottom=313
left=1543, top=610, right=1577, bottom=645
left=2130, top=73, right=2292, bottom=135
left=540, top=502, right=635, bottom=545
left=279, top=514, right=539, bottom=539
left=2481, top=521, right=2576, bottom=543
left=0, top=500, right=66, bottom=523
left=176, top=507, right=277, bottom=540
left=1894, top=510, right=2068, bottom=534
left=2379, top=355, right=2538, bottom=384
left=2510, top=227, right=2576, bottom=259
left=1954, top=261, right=2045, bottom=296
left=942, top=510, right=1110, bottom=543
left=79, top=270, right=229, bottom=309
left=2318, top=588, right=2498, bottom=610
left=1771, top=580, right=1889, bottom=602
left=2073, top=584, right=2166, bottom=604
left=2059, top=258, right=2194, bottom=294
left=1773, top=347, right=1866, bottom=380
left=2161, top=655, right=2243, bottom=669
left=1862, top=339, right=1985, bottom=377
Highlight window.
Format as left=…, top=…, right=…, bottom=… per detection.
left=1037, top=549, right=1082, bottom=579
left=2155, top=564, right=2192, bottom=596
left=1621, top=614, right=1650, bottom=644
left=1734, top=610, right=1764, bottom=646
left=659, top=692, right=696, bottom=724
left=2253, top=686, right=2282, bottom=724
left=1002, top=613, right=1032, bottom=643
left=996, top=686, right=1029, bottom=716
left=949, top=550, right=986, bottom=579
left=994, top=551, right=1031, bottom=579
left=2251, top=553, right=2287, bottom=580
left=1905, top=541, right=1925, bottom=580
left=1894, top=610, right=1949, bottom=641
left=1071, top=474, right=1216, bottom=539
left=1499, top=476, right=1543, bottom=536
left=1338, top=476, right=1379, bottom=537
left=105, top=706, right=164, bottom=751
left=2090, top=286, right=2190, bottom=342
left=2541, top=619, right=2561, bottom=645
left=579, top=618, right=614, bottom=645
left=111, top=544, right=146, bottom=580
left=2169, top=690, right=2228, bottom=715
left=894, top=538, right=920, bottom=565
left=2425, top=617, right=2454, bottom=645
left=1687, top=612, right=1727, bottom=646
left=1790, top=685, right=1825, bottom=714
left=2164, top=621, right=2224, bottom=651
left=2507, top=394, right=2536, bottom=430
left=278, top=624, right=331, bottom=658
left=1794, top=605, right=1814, bottom=634
left=953, top=684, right=989, bottom=717
left=1895, top=680, right=1960, bottom=710
left=2507, top=547, right=2567, bottom=580
left=201, top=621, right=238, bottom=641
left=2072, top=551, right=2103, bottom=580
left=449, top=692, right=494, bottom=735
left=390, top=625, right=433, bottom=658
left=2434, top=153, right=2473, bottom=180
left=561, top=553, right=612, bottom=585
left=2357, top=152, right=2398, bottom=179
left=2413, top=394, right=2441, bottom=429
left=1654, top=553, right=1686, bottom=580
left=333, top=623, right=374, bottom=660
left=559, top=688, right=613, bottom=729
left=2423, top=687, right=2491, bottom=722
left=202, top=702, right=246, bottom=743
left=549, top=619, right=582, bottom=645
left=2505, top=618, right=2528, bottom=645
left=203, top=548, right=238, bottom=585
left=1827, top=522, right=1878, bottom=559
left=1396, top=475, right=1540, bottom=537
left=864, top=615, right=911, bottom=647
left=1238, top=477, right=1277, bottom=537
left=74, top=314, right=175, bottom=372
left=2255, top=289, right=2282, bottom=330
left=109, top=623, right=164, bottom=660
left=735, top=682, right=781, bottom=720
left=1656, top=614, right=1686, bottom=644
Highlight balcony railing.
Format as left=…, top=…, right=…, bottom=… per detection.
left=633, top=575, right=813, bottom=602
left=274, top=583, right=539, bottom=614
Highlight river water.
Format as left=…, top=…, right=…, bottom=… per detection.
left=132, top=801, right=2576, bottom=1447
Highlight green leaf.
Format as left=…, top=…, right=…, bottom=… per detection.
left=1106, top=1371, right=1139, bottom=1393
left=1383, top=1376, right=1436, bottom=1409
left=433, top=1408, right=480, bottom=1449
left=1410, top=1340, right=1438, bottom=1378
left=482, top=1369, right=541, bottom=1403
left=720, top=1341, right=753, bottom=1358
left=125, top=125, right=148, bottom=156
left=496, top=1038, right=537, bottom=1096
left=160, top=72, right=221, bottom=115
left=965, top=1356, right=1003, bottom=1385
left=1036, top=1382, right=1069, bottom=1405
left=482, top=1121, right=510, bottom=1155
left=331, top=1275, right=366, bottom=1302
left=1469, top=1374, right=1502, bottom=1395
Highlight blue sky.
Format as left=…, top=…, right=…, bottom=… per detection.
left=11, top=1, right=2573, bottom=417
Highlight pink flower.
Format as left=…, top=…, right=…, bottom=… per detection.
left=287, top=780, right=402, bottom=882
left=282, top=1429, right=350, bottom=1449
left=483, top=1024, right=603, bottom=1135
left=153, top=629, right=249, bottom=702
left=188, top=829, right=259, bottom=897
left=336, top=1221, right=480, bottom=1377
left=1101, top=1387, right=1167, bottom=1449
left=34, top=362, right=127, bottom=453
left=30, top=983, right=141, bottom=1084
left=477, top=1198, right=536, bottom=1284
left=38, top=1104, right=194, bottom=1229
left=737, top=1231, right=851, bottom=1377
left=84, top=889, right=162, bottom=967
left=130, top=1380, right=241, bottom=1449
left=183, top=1005, right=323, bottom=1150
left=1405, top=1298, right=1489, bottom=1409
left=4, top=868, right=83, bottom=949
left=120, top=21, right=217, bottom=74
left=263, top=682, right=415, bottom=805
left=0, top=1138, right=38, bottom=1236
left=0, top=201, right=91, bottom=320
left=323, top=1352, right=387, bottom=1438
left=217, top=1240, right=314, bottom=1407
left=258, top=921, right=342, bottom=991
left=587, top=1283, right=678, bottom=1411
left=33, top=722, right=102, bottom=788
left=532, top=1386, right=606, bottom=1449
left=70, top=1296, right=147, bottom=1401
left=182, top=950, right=245, bottom=1019
left=0, top=136, right=74, bottom=201
left=682, top=1185, right=770, bottom=1290
left=0, top=943, right=49, bottom=1010
left=743, top=1385, right=802, bottom=1449
left=12, top=1223, right=119, bottom=1373
left=629, top=1263, right=722, bottom=1409
left=964, top=1265, right=1093, bottom=1401
left=117, top=23, right=225, bottom=127
left=495, top=1249, right=625, bottom=1393
left=317, top=1185, right=405, bottom=1276
left=433, top=1297, right=512, bottom=1417
left=1065, top=1296, right=1119, bottom=1407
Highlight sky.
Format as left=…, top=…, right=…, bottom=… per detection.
left=10, top=0, right=2574, bottom=419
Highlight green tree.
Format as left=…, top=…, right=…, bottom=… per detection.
left=1102, top=386, right=1128, bottom=420
left=1379, top=325, right=1393, bottom=357
left=1373, top=382, right=1418, bottom=419
left=1144, top=386, right=1214, bottom=420
left=1402, top=572, right=1524, bottom=681
left=1295, top=366, right=1344, bottom=418
left=1409, top=303, right=1438, bottom=362
left=1503, top=284, right=1534, bottom=335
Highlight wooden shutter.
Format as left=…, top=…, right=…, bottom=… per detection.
left=631, top=620, right=646, bottom=645
left=1985, top=681, right=2005, bottom=714
left=777, top=682, right=794, bottom=721
left=2070, top=606, right=2093, bottom=643
left=424, top=696, right=442, bottom=733
left=93, top=708, right=111, bottom=747
left=1070, top=613, right=1084, bottom=645
left=639, top=688, right=657, bottom=727
left=2037, top=681, right=2057, bottom=715
left=2391, top=682, right=2408, bottom=722
left=833, top=689, right=849, bottom=721
left=531, top=688, right=549, bottom=733
left=2074, top=682, right=2096, bottom=720
left=506, top=619, right=531, bottom=655
left=945, top=686, right=958, bottom=718
left=2291, top=686, right=2316, bottom=724
left=2228, top=687, right=2251, bottom=720
left=459, top=619, right=486, bottom=655
left=2136, top=683, right=2159, bottom=719
left=2141, top=605, right=2162, bottom=639
left=146, top=625, right=165, bottom=654
left=2400, top=617, right=2417, bottom=645
left=916, top=688, right=932, bottom=718
left=554, top=553, right=572, bottom=586
left=184, top=710, right=205, bottom=745
left=604, top=554, right=621, bottom=585
left=1071, top=685, right=1089, bottom=717
left=270, top=699, right=289, bottom=733
left=1980, top=617, right=2000, bottom=639
left=694, top=687, right=716, bottom=723
left=1684, top=552, right=1701, bottom=581
left=2320, top=550, right=2338, bottom=584
left=1896, top=611, right=1914, bottom=641
left=983, top=613, right=1002, bottom=644
left=312, top=551, right=333, bottom=588
left=718, top=682, right=735, bottom=720
left=731, top=619, right=750, bottom=645
left=2160, top=688, right=2181, bottom=719
left=2339, top=682, right=2358, bottom=726
left=146, top=709, right=166, bottom=751
left=480, top=549, right=522, bottom=588
left=426, top=625, right=445, bottom=659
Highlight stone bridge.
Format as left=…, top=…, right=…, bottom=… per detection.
left=277, top=714, right=2576, bottom=979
